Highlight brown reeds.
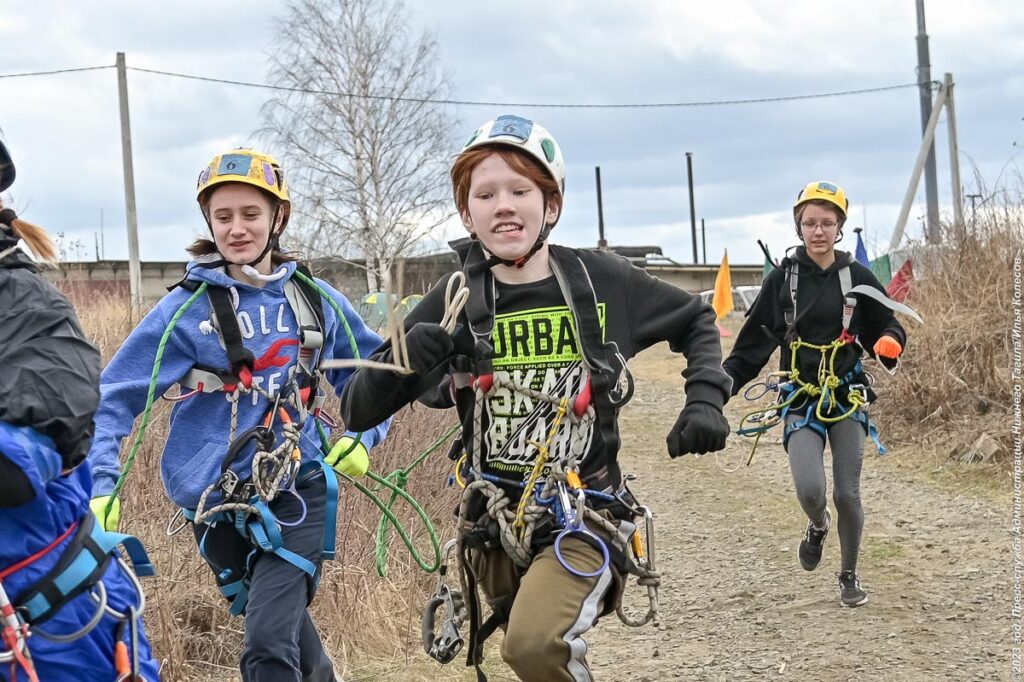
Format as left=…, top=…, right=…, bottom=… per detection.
left=873, top=195, right=1022, bottom=466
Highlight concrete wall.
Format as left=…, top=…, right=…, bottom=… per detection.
left=44, top=254, right=762, bottom=306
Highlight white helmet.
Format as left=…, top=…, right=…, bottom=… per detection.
left=461, top=115, right=566, bottom=195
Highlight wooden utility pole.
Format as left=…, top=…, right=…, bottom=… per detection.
left=915, top=0, right=941, bottom=244
left=889, top=72, right=964, bottom=253
left=595, top=166, right=607, bottom=249
left=116, top=52, right=142, bottom=319
left=944, top=73, right=964, bottom=230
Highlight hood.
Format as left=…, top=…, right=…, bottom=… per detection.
left=182, top=253, right=298, bottom=294
left=784, top=246, right=854, bottom=274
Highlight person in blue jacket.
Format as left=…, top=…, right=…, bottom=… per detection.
left=86, top=149, right=390, bottom=682
left=0, top=137, right=159, bottom=681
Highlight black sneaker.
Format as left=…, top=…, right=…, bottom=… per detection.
left=798, top=510, right=830, bottom=571
left=838, top=570, right=868, bottom=607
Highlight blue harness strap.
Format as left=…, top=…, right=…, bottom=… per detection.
left=783, top=404, right=887, bottom=455
left=16, top=514, right=153, bottom=624
left=184, top=458, right=339, bottom=615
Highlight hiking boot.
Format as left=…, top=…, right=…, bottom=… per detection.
left=838, top=570, right=869, bottom=607
left=798, top=510, right=830, bottom=571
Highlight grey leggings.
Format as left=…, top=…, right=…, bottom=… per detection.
left=785, top=413, right=865, bottom=573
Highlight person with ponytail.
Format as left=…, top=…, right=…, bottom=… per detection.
left=86, top=149, right=389, bottom=681
left=0, top=138, right=159, bottom=680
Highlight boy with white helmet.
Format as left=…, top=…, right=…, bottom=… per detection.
left=341, top=115, right=732, bottom=681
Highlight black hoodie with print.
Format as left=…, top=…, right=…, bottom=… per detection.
left=722, top=246, right=906, bottom=407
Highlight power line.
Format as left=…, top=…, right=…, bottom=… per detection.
left=0, top=65, right=114, bottom=79
left=0, top=62, right=929, bottom=109
left=127, top=66, right=925, bottom=108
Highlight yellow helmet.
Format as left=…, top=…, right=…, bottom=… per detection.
left=793, top=180, right=848, bottom=220
left=196, top=149, right=291, bottom=226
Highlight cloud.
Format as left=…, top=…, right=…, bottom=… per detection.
left=1, top=0, right=1020, bottom=269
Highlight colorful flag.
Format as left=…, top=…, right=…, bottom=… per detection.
left=854, top=229, right=870, bottom=267
left=886, top=258, right=914, bottom=303
left=712, top=249, right=734, bottom=320
left=870, top=254, right=892, bottom=286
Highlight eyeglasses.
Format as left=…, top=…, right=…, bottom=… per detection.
left=800, top=220, right=839, bottom=232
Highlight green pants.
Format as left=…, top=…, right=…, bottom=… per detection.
left=471, top=536, right=621, bottom=682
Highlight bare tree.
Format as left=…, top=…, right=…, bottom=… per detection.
left=260, top=0, right=456, bottom=290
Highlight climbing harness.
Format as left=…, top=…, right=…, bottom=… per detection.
left=420, top=240, right=658, bottom=678
left=0, top=514, right=153, bottom=682
left=112, top=263, right=450, bottom=615
left=735, top=260, right=922, bottom=464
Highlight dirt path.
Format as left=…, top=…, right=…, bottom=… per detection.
left=577, top=343, right=1011, bottom=682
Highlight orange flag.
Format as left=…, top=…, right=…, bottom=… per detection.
left=712, top=249, right=734, bottom=320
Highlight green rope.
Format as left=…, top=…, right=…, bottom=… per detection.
left=106, top=283, right=208, bottom=516
left=372, top=423, right=461, bottom=576
left=317, top=422, right=446, bottom=574
left=300, top=268, right=452, bottom=573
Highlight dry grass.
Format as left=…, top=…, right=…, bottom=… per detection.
left=76, top=298, right=461, bottom=681
left=873, top=196, right=1022, bottom=474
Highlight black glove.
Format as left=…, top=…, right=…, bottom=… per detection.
left=405, top=322, right=454, bottom=375
left=666, top=401, right=730, bottom=457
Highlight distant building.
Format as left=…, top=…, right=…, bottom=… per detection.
left=44, top=246, right=762, bottom=306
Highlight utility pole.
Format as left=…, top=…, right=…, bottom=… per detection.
left=116, top=52, right=142, bottom=319
left=700, top=218, right=707, bottom=264
left=915, top=0, right=941, bottom=244
left=686, top=152, right=698, bottom=264
left=595, top=166, right=607, bottom=249
left=943, top=72, right=964, bottom=232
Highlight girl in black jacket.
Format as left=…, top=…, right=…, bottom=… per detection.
left=0, top=138, right=159, bottom=680
left=723, top=181, right=906, bottom=608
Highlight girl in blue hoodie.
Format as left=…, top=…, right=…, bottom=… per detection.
left=87, top=149, right=389, bottom=682
left=0, top=138, right=158, bottom=681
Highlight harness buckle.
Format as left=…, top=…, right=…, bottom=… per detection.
left=218, top=469, right=242, bottom=499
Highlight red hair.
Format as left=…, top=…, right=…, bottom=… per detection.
left=451, top=146, right=562, bottom=222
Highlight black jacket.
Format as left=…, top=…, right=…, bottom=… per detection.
left=0, top=226, right=101, bottom=471
left=342, top=246, right=731, bottom=489
left=723, top=247, right=906, bottom=401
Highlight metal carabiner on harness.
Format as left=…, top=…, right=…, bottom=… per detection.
left=552, top=480, right=610, bottom=579
left=421, top=540, right=465, bottom=664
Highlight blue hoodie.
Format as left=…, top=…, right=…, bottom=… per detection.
left=0, top=423, right=160, bottom=681
left=89, top=259, right=390, bottom=509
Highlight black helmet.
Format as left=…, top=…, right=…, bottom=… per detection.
left=0, top=139, right=14, bottom=193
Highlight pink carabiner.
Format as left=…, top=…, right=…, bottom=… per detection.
left=573, top=377, right=592, bottom=418
left=474, top=373, right=494, bottom=394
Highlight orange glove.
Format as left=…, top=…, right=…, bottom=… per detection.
left=873, top=336, right=902, bottom=360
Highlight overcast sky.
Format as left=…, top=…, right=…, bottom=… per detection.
left=1, top=0, right=1021, bottom=267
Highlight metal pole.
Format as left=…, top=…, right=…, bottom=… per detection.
left=915, top=0, right=941, bottom=244
left=116, top=52, right=142, bottom=319
left=686, top=152, right=698, bottom=264
left=944, top=72, right=964, bottom=232
left=595, top=166, right=607, bottom=249
left=889, top=82, right=947, bottom=252
left=965, top=193, right=981, bottom=230
left=700, top=218, right=706, bottom=264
